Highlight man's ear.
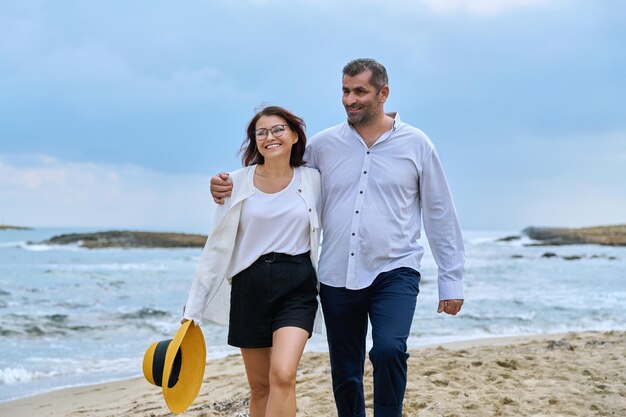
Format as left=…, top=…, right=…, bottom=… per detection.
left=379, top=85, right=389, bottom=103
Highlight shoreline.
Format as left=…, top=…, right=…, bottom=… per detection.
left=0, top=331, right=572, bottom=404
left=2, top=330, right=624, bottom=416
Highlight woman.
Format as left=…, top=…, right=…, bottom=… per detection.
left=183, top=106, right=322, bottom=417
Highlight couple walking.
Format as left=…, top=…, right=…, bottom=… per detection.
left=183, top=58, right=465, bottom=417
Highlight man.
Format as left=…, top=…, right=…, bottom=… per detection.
left=211, top=58, right=464, bottom=417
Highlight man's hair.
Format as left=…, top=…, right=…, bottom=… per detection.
left=241, top=105, right=307, bottom=167
left=342, top=58, right=389, bottom=91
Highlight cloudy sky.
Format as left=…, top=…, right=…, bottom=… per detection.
left=1, top=0, right=624, bottom=231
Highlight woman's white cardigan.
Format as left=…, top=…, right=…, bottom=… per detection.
left=183, top=165, right=323, bottom=331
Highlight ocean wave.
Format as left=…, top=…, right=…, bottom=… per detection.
left=0, top=328, right=20, bottom=337
left=0, top=241, right=27, bottom=249
left=0, top=313, right=105, bottom=338
left=54, top=301, right=91, bottom=309
left=119, top=307, right=170, bottom=320
left=0, top=367, right=60, bottom=385
left=0, top=355, right=140, bottom=386
left=45, top=262, right=169, bottom=272
left=467, top=236, right=504, bottom=245
left=1, top=308, right=183, bottom=340
left=18, top=242, right=86, bottom=252
left=460, top=311, right=537, bottom=322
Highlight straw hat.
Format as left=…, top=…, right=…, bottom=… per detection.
left=143, top=321, right=206, bottom=414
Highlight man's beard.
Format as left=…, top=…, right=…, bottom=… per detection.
left=345, top=105, right=376, bottom=126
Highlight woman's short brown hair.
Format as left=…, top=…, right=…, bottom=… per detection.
left=241, top=106, right=307, bottom=167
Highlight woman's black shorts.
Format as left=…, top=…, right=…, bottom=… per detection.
left=228, top=252, right=318, bottom=348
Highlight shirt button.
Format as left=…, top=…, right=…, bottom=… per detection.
left=298, top=189, right=302, bottom=193
left=351, top=253, right=354, bottom=256
left=309, top=208, right=312, bottom=212
left=367, top=151, right=370, bottom=155
left=355, top=210, right=359, bottom=214
left=363, top=171, right=367, bottom=174
left=359, top=191, right=363, bottom=194
left=352, top=233, right=355, bottom=236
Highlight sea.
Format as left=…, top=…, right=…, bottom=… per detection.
left=1, top=227, right=625, bottom=403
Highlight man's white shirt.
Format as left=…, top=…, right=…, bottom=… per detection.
left=305, top=113, right=465, bottom=300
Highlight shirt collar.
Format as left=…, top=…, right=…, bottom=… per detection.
left=388, top=112, right=402, bottom=131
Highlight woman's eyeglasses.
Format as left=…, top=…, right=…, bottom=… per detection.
left=255, top=124, right=288, bottom=141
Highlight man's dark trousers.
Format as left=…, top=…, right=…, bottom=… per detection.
left=320, top=267, right=420, bottom=417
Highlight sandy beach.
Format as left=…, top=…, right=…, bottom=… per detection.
left=2, top=331, right=624, bottom=417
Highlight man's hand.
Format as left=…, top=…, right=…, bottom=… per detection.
left=437, top=299, right=463, bottom=315
left=210, top=173, right=233, bottom=204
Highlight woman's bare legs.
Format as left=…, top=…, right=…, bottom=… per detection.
left=241, top=327, right=309, bottom=417
left=265, top=326, right=309, bottom=417
left=241, top=348, right=271, bottom=417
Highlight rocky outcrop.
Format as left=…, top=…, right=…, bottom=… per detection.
left=0, top=225, right=31, bottom=230
left=40, top=230, right=207, bottom=249
left=523, top=225, right=626, bottom=246
left=497, top=235, right=521, bottom=242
